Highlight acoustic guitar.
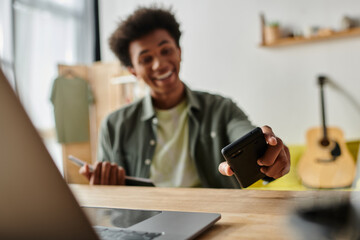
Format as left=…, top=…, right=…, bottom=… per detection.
left=297, top=76, right=356, bottom=189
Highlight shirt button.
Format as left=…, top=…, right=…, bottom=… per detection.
left=211, top=131, right=216, bottom=138
left=144, top=159, right=151, bottom=165
left=150, top=139, right=156, bottom=146
left=152, top=118, right=158, bottom=124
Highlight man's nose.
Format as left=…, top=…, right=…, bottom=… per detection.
left=152, top=56, right=163, bottom=71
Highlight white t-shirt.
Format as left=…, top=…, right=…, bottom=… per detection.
left=150, top=100, right=201, bottom=187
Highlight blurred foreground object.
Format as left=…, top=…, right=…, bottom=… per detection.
left=289, top=193, right=360, bottom=240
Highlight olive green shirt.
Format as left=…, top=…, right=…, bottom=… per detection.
left=50, top=76, right=94, bottom=143
left=98, top=84, right=255, bottom=188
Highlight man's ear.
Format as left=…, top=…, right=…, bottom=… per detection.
left=127, top=66, right=137, bottom=77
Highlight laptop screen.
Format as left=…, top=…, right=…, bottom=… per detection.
left=83, top=207, right=161, bottom=228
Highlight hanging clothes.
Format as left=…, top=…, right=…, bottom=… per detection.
left=50, top=75, right=94, bottom=143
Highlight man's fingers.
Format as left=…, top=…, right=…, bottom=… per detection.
left=79, top=164, right=91, bottom=180
left=258, top=137, right=283, bottom=166
left=109, top=164, right=118, bottom=185
left=85, top=161, right=126, bottom=185
left=91, top=162, right=102, bottom=185
left=101, top=162, right=111, bottom=185
left=117, top=166, right=126, bottom=185
left=260, top=148, right=290, bottom=178
left=258, top=126, right=291, bottom=179
left=261, top=125, right=277, bottom=146
left=218, top=162, right=234, bottom=176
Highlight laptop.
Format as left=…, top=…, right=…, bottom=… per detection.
left=0, top=69, right=221, bottom=240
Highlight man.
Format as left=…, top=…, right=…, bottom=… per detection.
left=80, top=6, right=290, bottom=188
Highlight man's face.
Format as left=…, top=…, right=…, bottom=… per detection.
left=128, top=29, right=182, bottom=98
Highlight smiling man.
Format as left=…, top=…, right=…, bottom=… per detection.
left=80, top=6, right=290, bottom=188
left=128, top=29, right=184, bottom=110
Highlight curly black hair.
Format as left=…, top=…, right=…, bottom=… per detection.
left=109, top=5, right=181, bottom=67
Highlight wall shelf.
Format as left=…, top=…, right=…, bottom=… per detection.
left=260, top=27, right=360, bottom=47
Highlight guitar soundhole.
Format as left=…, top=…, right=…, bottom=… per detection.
left=316, top=140, right=342, bottom=163
left=320, top=138, right=330, bottom=147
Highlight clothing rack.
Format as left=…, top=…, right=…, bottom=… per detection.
left=58, top=62, right=146, bottom=184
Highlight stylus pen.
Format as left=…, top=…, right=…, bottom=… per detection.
left=68, top=155, right=154, bottom=185
left=68, top=155, right=95, bottom=171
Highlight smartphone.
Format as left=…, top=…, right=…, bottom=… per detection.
left=221, top=127, right=269, bottom=188
left=68, top=155, right=155, bottom=187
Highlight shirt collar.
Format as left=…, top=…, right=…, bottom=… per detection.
left=141, top=93, right=155, bottom=121
left=183, top=83, right=201, bottom=112
left=140, top=82, right=201, bottom=121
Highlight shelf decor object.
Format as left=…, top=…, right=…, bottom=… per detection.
left=260, top=27, right=360, bottom=47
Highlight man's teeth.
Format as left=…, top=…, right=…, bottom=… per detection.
left=156, top=71, right=172, bottom=80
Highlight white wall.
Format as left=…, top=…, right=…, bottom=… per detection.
left=99, top=0, right=360, bottom=144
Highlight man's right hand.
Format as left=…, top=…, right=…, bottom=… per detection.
left=79, top=161, right=126, bottom=185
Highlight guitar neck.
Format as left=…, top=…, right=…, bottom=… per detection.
left=318, top=76, right=329, bottom=146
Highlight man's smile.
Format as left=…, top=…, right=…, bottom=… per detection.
left=154, top=70, right=173, bottom=81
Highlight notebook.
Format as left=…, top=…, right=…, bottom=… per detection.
left=0, top=68, right=220, bottom=240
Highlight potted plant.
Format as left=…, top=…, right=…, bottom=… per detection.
left=264, top=22, right=281, bottom=44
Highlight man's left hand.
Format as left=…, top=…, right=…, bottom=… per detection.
left=218, top=125, right=290, bottom=179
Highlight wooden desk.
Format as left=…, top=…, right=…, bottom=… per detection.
left=70, top=184, right=352, bottom=239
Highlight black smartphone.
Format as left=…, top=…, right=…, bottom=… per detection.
left=221, top=127, right=269, bottom=188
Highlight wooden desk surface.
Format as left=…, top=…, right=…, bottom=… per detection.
left=70, top=184, right=352, bottom=239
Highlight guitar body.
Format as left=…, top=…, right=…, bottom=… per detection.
left=298, top=127, right=356, bottom=189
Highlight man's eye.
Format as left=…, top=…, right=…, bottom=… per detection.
left=140, top=56, right=153, bottom=64
left=161, top=48, right=173, bottom=56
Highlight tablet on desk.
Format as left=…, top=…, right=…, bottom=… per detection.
left=68, top=155, right=155, bottom=187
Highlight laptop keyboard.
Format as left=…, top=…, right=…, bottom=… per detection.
left=94, top=226, right=163, bottom=240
